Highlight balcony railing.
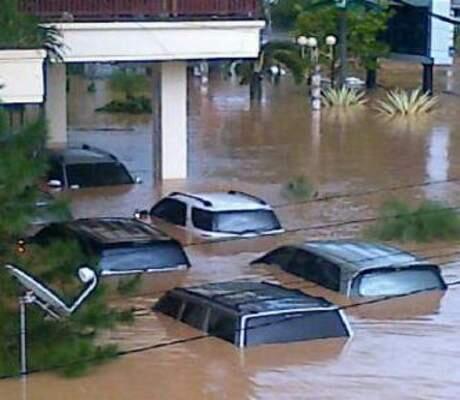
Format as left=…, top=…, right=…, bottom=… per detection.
left=19, top=0, right=262, bottom=21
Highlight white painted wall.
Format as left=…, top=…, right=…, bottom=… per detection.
left=161, top=62, right=187, bottom=180
left=0, top=49, right=46, bottom=104
left=45, top=63, right=67, bottom=145
left=431, top=0, right=454, bottom=65
left=51, top=21, right=265, bottom=63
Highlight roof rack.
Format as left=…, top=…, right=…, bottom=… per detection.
left=169, top=192, right=212, bottom=207
left=227, top=190, right=267, bottom=205
left=80, top=144, right=117, bottom=161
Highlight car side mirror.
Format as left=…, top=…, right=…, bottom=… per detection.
left=135, top=176, right=143, bottom=184
left=134, top=209, right=149, bottom=220
left=48, top=179, right=63, bottom=189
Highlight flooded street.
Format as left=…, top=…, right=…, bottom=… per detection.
left=3, top=62, right=460, bottom=399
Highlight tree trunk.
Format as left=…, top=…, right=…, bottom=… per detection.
left=366, top=69, right=377, bottom=90
left=250, top=72, right=263, bottom=102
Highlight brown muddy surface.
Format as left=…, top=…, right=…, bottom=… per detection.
left=3, top=62, right=460, bottom=399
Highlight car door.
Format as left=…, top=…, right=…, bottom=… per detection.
left=150, top=198, right=187, bottom=227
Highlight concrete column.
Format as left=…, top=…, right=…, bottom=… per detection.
left=160, top=61, right=187, bottom=180
left=45, top=63, right=67, bottom=146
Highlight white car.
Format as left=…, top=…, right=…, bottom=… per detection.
left=141, top=191, right=284, bottom=240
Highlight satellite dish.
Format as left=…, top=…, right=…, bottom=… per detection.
left=5, top=264, right=98, bottom=319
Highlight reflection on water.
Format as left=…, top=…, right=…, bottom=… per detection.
left=4, top=65, right=460, bottom=399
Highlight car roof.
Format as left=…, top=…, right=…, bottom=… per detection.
left=297, top=240, right=425, bottom=274
left=168, top=191, right=271, bottom=212
left=65, top=218, right=173, bottom=246
left=171, top=281, right=335, bottom=316
left=49, top=145, right=118, bottom=165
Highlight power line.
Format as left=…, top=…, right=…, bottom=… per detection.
left=1, top=255, right=460, bottom=381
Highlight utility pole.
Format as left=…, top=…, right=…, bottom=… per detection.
left=336, top=0, right=347, bottom=87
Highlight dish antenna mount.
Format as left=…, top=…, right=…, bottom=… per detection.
left=5, top=264, right=98, bottom=375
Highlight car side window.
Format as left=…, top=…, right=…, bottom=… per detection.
left=288, top=250, right=316, bottom=277
left=181, top=301, right=208, bottom=330
left=289, top=251, right=340, bottom=291
left=261, top=247, right=297, bottom=268
left=151, top=199, right=187, bottom=226
left=191, top=208, right=214, bottom=231
left=155, top=295, right=183, bottom=319
left=207, top=309, right=237, bottom=344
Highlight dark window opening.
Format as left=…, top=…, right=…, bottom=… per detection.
left=151, top=199, right=187, bottom=226
left=207, top=310, right=237, bottom=344
left=181, top=302, right=208, bottom=330
left=66, top=162, right=134, bottom=188
left=191, top=208, right=214, bottom=231
left=155, top=295, right=182, bottom=319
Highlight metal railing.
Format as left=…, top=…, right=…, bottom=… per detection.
left=19, top=0, right=261, bottom=21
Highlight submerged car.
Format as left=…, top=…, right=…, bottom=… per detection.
left=154, top=280, right=352, bottom=347
left=46, top=144, right=141, bottom=190
left=142, top=191, right=283, bottom=239
left=25, top=218, right=190, bottom=275
left=251, top=240, right=447, bottom=297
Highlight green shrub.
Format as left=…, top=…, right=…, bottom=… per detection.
left=282, top=176, right=315, bottom=200
left=96, top=96, right=152, bottom=114
left=375, top=88, right=438, bottom=115
left=109, top=71, right=148, bottom=100
left=365, top=199, right=460, bottom=242
left=322, top=87, right=367, bottom=108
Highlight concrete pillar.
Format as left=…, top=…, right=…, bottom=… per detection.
left=45, top=63, right=67, bottom=146
left=160, top=62, right=187, bottom=180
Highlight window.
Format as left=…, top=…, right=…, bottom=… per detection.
left=100, top=242, right=190, bottom=273
left=257, top=247, right=297, bottom=268
left=288, top=251, right=340, bottom=291
left=244, top=310, right=350, bottom=346
left=48, top=160, right=64, bottom=183
left=353, top=266, right=446, bottom=297
left=191, top=208, right=214, bottom=231
left=207, top=310, right=237, bottom=344
left=155, top=295, right=183, bottom=319
left=214, top=210, right=281, bottom=234
left=66, top=162, right=133, bottom=188
left=150, top=199, right=187, bottom=226
left=181, top=301, right=208, bottom=330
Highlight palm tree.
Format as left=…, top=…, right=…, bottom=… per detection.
left=0, top=0, right=63, bottom=60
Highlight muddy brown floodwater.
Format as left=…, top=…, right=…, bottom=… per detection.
left=3, top=62, right=460, bottom=399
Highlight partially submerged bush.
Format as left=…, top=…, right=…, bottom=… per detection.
left=321, top=87, right=367, bottom=108
left=96, top=96, right=152, bottom=114
left=282, top=176, right=316, bottom=200
left=365, top=199, right=460, bottom=242
left=376, top=88, right=438, bottom=115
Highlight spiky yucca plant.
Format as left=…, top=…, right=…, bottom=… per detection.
left=321, top=87, right=367, bottom=108
left=376, top=88, right=438, bottom=115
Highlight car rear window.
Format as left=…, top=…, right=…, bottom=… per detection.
left=99, top=242, right=190, bottom=274
left=214, top=210, right=281, bottom=234
left=66, top=162, right=134, bottom=188
left=354, top=266, right=446, bottom=297
left=244, top=310, right=350, bottom=346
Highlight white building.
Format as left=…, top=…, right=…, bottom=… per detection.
left=0, top=1, right=265, bottom=180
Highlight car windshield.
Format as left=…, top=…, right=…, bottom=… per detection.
left=356, top=267, right=445, bottom=297
left=99, top=242, right=189, bottom=274
left=66, top=162, right=133, bottom=188
left=214, top=210, right=281, bottom=234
